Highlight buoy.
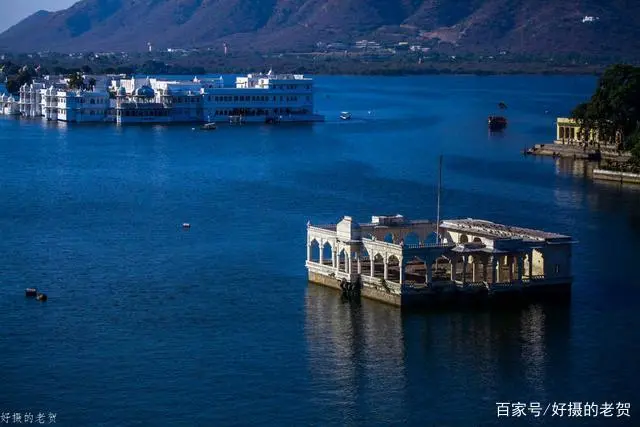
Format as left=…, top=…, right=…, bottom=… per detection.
left=36, top=293, right=47, bottom=302
left=25, top=288, right=37, bottom=297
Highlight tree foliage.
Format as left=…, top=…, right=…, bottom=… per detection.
left=67, top=72, right=85, bottom=90
left=571, top=64, right=640, bottom=153
left=5, top=66, right=33, bottom=94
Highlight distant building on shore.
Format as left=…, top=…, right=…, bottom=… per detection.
left=2, top=72, right=325, bottom=125
left=555, top=117, right=620, bottom=149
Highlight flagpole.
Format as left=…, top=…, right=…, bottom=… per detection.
left=436, top=154, right=442, bottom=244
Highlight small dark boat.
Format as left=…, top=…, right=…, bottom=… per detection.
left=36, top=293, right=47, bottom=302
left=25, top=288, right=38, bottom=297
left=488, top=115, right=508, bottom=131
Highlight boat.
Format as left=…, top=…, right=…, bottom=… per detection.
left=488, top=115, right=508, bottom=131
left=340, top=112, right=352, bottom=120
left=201, top=122, right=217, bottom=130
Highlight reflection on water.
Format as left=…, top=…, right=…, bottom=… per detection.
left=554, top=158, right=594, bottom=180
left=401, top=304, right=569, bottom=423
left=306, top=284, right=571, bottom=424
left=305, top=284, right=408, bottom=424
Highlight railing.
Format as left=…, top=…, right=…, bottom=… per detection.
left=308, top=224, right=337, bottom=231
left=403, top=242, right=455, bottom=249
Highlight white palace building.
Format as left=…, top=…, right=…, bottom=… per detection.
left=1, top=71, right=324, bottom=124
left=110, top=71, right=324, bottom=124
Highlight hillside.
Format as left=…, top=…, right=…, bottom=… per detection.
left=1, top=0, right=640, bottom=57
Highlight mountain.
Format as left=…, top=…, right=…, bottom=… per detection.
left=1, top=0, right=640, bottom=57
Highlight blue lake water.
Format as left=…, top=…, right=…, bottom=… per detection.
left=1, top=75, right=639, bottom=426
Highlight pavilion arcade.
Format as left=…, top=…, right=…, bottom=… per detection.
left=305, top=215, right=574, bottom=307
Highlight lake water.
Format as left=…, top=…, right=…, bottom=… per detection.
left=1, top=75, right=639, bottom=426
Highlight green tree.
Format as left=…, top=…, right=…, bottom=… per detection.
left=67, top=72, right=85, bottom=90
left=5, top=67, right=33, bottom=94
left=571, top=64, right=640, bottom=152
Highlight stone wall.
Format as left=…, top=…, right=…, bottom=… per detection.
left=593, top=169, right=640, bottom=185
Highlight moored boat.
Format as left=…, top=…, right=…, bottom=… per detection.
left=201, top=122, right=217, bottom=130
left=340, top=112, right=352, bottom=120
left=488, top=115, right=507, bottom=131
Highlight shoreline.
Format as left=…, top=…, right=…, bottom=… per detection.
left=524, top=142, right=640, bottom=185
left=524, top=143, right=631, bottom=162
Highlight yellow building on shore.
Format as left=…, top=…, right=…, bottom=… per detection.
left=555, top=117, right=619, bottom=148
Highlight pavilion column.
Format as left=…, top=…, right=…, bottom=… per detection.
left=508, top=255, right=514, bottom=283
left=528, top=250, right=534, bottom=278
left=399, top=259, right=405, bottom=284
left=357, top=253, right=362, bottom=274
left=482, top=257, right=488, bottom=283
left=450, top=257, right=457, bottom=281
left=370, top=258, right=374, bottom=277
left=333, top=250, right=337, bottom=269
left=426, top=260, right=433, bottom=284
left=307, top=243, right=312, bottom=262
left=319, top=243, right=324, bottom=265
left=383, top=257, right=389, bottom=280
left=492, top=256, right=498, bottom=284
left=462, top=256, right=468, bottom=284
left=472, top=259, right=478, bottom=283
left=517, top=254, right=524, bottom=282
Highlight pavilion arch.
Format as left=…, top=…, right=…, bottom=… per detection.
left=473, top=237, right=482, bottom=243
left=459, top=234, right=469, bottom=244
left=360, top=247, right=371, bottom=275
left=373, top=253, right=385, bottom=278
left=383, top=233, right=395, bottom=243
left=387, top=255, right=400, bottom=282
left=322, top=242, right=333, bottom=266
left=428, top=255, right=451, bottom=282
left=403, top=232, right=420, bottom=246
left=405, top=256, right=427, bottom=284
left=425, top=231, right=439, bottom=245
left=441, top=231, right=455, bottom=244
left=309, top=239, right=320, bottom=263
left=338, top=248, right=347, bottom=272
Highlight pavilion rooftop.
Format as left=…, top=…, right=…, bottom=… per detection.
left=440, top=219, right=571, bottom=242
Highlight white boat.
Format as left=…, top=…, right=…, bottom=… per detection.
left=340, top=112, right=352, bottom=120
left=201, top=122, right=217, bottom=130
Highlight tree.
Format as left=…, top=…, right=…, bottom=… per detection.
left=67, top=72, right=85, bottom=90
left=5, top=67, right=33, bottom=94
left=571, top=64, right=640, bottom=152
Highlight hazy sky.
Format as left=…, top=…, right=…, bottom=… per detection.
left=1, top=0, right=77, bottom=32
